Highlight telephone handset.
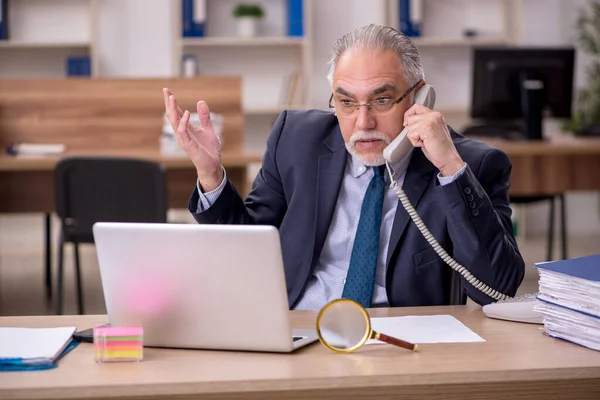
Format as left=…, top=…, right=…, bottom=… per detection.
left=383, top=84, right=436, bottom=164
left=382, top=84, right=511, bottom=302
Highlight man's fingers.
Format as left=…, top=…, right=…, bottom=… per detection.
left=170, top=95, right=184, bottom=119
left=176, top=110, right=192, bottom=147
left=404, top=103, right=433, bottom=120
left=165, top=95, right=181, bottom=128
left=403, top=113, right=430, bottom=127
left=163, top=88, right=171, bottom=111
left=197, top=101, right=214, bottom=131
left=163, top=88, right=176, bottom=122
left=406, top=121, right=426, bottom=146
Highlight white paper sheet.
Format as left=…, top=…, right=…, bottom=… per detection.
left=366, top=315, right=485, bottom=345
left=0, top=327, right=76, bottom=362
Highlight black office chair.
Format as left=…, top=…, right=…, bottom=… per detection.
left=510, top=194, right=567, bottom=261
left=54, top=157, right=168, bottom=315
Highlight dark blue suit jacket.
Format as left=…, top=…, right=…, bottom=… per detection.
left=189, top=110, right=525, bottom=307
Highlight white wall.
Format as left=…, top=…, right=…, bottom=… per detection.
left=97, top=0, right=174, bottom=77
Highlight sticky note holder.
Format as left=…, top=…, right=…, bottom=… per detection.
left=94, top=325, right=143, bottom=363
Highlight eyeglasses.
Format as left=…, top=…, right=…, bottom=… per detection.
left=329, top=80, right=421, bottom=117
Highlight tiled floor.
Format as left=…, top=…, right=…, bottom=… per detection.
left=1, top=212, right=598, bottom=316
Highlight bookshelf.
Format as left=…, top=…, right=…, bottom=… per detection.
left=0, top=0, right=99, bottom=78
left=171, top=0, right=313, bottom=116
left=180, top=36, right=306, bottom=47
left=0, top=41, right=91, bottom=49
left=409, top=35, right=511, bottom=47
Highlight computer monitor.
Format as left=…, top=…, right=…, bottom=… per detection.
left=470, top=47, right=575, bottom=140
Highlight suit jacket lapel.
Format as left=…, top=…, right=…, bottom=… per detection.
left=386, top=148, right=437, bottom=266
left=310, top=126, right=347, bottom=269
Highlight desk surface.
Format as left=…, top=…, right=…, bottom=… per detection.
left=0, top=150, right=263, bottom=171
left=1, top=305, right=600, bottom=400
left=472, top=135, right=600, bottom=156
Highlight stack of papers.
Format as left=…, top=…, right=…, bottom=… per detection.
left=534, top=254, right=600, bottom=351
left=0, top=327, right=78, bottom=371
left=5, top=143, right=66, bottom=156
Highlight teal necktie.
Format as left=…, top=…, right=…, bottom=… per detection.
left=342, top=165, right=385, bottom=308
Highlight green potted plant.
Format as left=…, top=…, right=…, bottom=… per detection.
left=564, top=0, right=600, bottom=136
left=232, top=4, right=265, bottom=37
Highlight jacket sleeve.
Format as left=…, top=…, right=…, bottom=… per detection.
left=436, top=148, right=525, bottom=305
left=188, top=111, right=288, bottom=226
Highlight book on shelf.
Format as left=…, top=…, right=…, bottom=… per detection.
left=66, top=56, right=91, bottom=77
left=182, top=0, right=206, bottom=37
left=399, top=0, right=423, bottom=37
left=0, top=0, right=8, bottom=40
left=534, top=253, right=600, bottom=351
left=287, top=0, right=303, bottom=37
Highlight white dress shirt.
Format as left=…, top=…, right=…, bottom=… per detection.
left=194, top=150, right=466, bottom=310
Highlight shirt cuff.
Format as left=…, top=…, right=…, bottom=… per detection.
left=437, top=162, right=467, bottom=186
left=196, top=167, right=227, bottom=212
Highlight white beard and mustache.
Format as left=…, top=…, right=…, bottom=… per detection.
left=345, top=130, right=391, bottom=166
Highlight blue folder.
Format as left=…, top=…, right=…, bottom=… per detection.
left=287, top=0, right=303, bottom=37
left=66, top=57, right=91, bottom=77
left=0, top=0, right=8, bottom=40
left=0, top=340, right=80, bottom=372
left=535, top=253, right=600, bottom=282
left=398, top=0, right=421, bottom=37
left=182, top=0, right=205, bottom=37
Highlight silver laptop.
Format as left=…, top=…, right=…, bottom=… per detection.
left=92, top=222, right=318, bottom=352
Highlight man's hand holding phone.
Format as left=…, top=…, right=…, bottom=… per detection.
left=163, top=88, right=224, bottom=192
left=403, top=104, right=464, bottom=177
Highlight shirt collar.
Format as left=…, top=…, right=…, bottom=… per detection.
left=348, top=147, right=414, bottom=179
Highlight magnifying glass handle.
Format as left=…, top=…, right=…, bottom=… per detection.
left=374, top=332, right=419, bottom=352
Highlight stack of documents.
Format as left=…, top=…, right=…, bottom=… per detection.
left=0, top=327, right=78, bottom=371
left=534, top=254, right=600, bottom=351
left=5, top=143, right=66, bottom=156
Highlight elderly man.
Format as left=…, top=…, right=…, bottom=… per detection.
left=163, top=24, right=524, bottom=310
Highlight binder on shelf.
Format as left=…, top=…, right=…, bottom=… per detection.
left=182, top=0, right=206, bottom=37
left=66, top=57, right=91, bottom=77
left=287, top=0, right=303, bottom=37
left=399, top=0, right=422, bottom=37
left=0, top=0, right=8, bottom=40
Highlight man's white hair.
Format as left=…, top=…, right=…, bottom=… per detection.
left=326, top=24, right=425, bottom=87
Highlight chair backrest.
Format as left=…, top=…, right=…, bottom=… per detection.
left=55, top=157, right=168, bottom=242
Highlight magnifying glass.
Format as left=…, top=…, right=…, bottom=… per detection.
left=316, top=299, right=418, bottom=353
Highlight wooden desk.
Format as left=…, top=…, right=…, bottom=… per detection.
left=476, top=136, right=600, bottom=196
left=0, top=150, right=262, bottom=213
left=1, top=305, right=600, bottom=400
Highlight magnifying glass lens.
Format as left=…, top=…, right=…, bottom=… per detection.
left=318, top=300, right=369, bottom=351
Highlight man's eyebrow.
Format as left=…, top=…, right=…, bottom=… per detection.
left=370, top=84, right=397, bottom=96
left=334, top=87, right=354, bottom=98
